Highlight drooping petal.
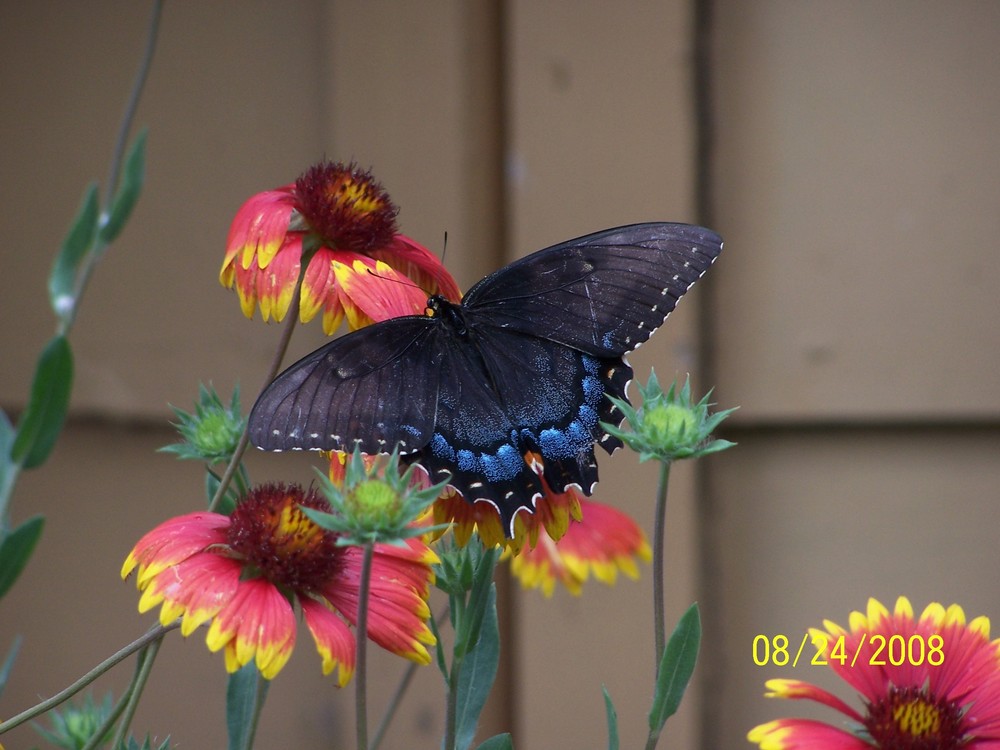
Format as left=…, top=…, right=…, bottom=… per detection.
left=322, top=540, right=437, bottom=664
left=122, top=511, right=229, bottom=587
left=333, top=257, right=429, bottom=328
left=371, top=234, right=461, bottom=303
left=219, top=187, right=295, bottom=280
left=137, top=552, right=242, bottom=635
left=205, top=579, right=297, bottom=680
left=256, top=235, right=303, bottom=323
left=299, top=246, right=341, bottom=330
left=301, top=597, right=355, bottom=687
left=507, top=498, right=650, bottom=596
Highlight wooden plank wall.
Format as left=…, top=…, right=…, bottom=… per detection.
left=1, top=2, right=702, bottom=748
left=4, top=2, right=998, bottom=750
left=707, top=2, right=1000, bottom=747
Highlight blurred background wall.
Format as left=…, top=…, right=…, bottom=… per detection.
left=1, top=2, right=998, bottom=748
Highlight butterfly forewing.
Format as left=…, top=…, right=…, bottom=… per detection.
left=249, top=317, right=441, bottom=454
left=462, top=222, right=722, bottom=357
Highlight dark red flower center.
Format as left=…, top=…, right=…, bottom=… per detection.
left=293, top=161, right=399, bottom=253
left=864, top=684, right=966, bottom=749
left=227, top=483, right=343, bottom=592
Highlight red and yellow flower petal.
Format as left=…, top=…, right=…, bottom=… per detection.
left=219, top=188, right=295, bottom=283
left=138, top=552, right=242, bottom=635
left=322, top=541, right=437, bottom=664
left=299, top=246, right=343, bottom=332
left=256, top=235, right=302, bottom=323
left=122, top=511, right=229, bottom=587
left=371, top=234, right=461, bottom=303
left=205, top=579, right=297, bottom=680
left=748, top=719, right=871, bottom=750
left=754, top=597, right=1000, bottom=749
left=762, top=679, right=863, bottom=723
left=507, top=498, right=650, bottom=597
left=334, top=257, right=429, bottom=328
left=301, top=597, right=355, bottom=687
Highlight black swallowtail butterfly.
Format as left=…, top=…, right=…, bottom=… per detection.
left=249, top=222, right=722, bottom=535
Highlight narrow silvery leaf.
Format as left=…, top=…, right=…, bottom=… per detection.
left=100, top=128, right=147, bottom=243
left=49, top=183, right=100, bottom=322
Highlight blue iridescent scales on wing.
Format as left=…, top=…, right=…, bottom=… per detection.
left=249, top=222, right=723, bottom=535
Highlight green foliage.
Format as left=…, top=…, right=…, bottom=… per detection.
left=602, top=372, right=737, bottom=463
left=476, top=734, right=514, bottom=750
left=603, top=686, right=619, bottom=750
left=11, top=335, right=74, bottom=470
left=647, top=603, right=702, bottom=741
left=33, top=692, right=115, bottom=749
left=48, top=184, right=100, bottom=325
left=0, top=515, right=45, bottom=600
left=454, top=584, right=500, bottom=750
left=307, top=446, right=448, bottom=545
left=0, top=635, right=23, bottom=700
left=101, top=130, right=147, bottom=243
left=226, top=663, right=268, bottom=750
left=161, top=383, right=245, bottom=464
left=435, top=539, right=503, bottom=750
left=116, top=735, right=172, bottom=750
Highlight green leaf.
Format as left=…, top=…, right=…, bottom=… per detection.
left=226, top=663, right=268, bottom=750
left=0, top=515, right=45, bottom=600
left=11, top=335, right=74, bottom=469
left=454, top=546, right=500, bottom=660
left=475, top=734, right=513, bottom=750
left=0, top=409, right=16, bottom=508
left=100, top=128, right=147, bottom=243
left=48, top=183, right=100, bottom=322
left=454, top=584, right=500, bottom=750
left=648, top=603, right=701, bottom=736
left=603, top=686, right=619, bottom=750
left=0, top=635, right=23, bottom=699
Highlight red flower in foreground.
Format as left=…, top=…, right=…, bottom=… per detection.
left=122, top=484, right=437, bottom=683
left=749, top=596, right=1000, bottom=749
left=220, top=161, right=459, bottom=333
left=506, top=497, right=651, bottom=596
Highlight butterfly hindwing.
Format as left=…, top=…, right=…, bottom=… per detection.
left=248, top=316, right=441, bottom=454
left=463, top=222, right=722, bottom=357
left=411, top=324, right=631, bottom=525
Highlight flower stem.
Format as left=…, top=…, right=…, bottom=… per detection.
left=60, top=0, right=164, bottom=336
left=355, top=542, right=376, bottom=750
left=0, top=623, right=177, bottom=734
left=443, top=656, right=462, bottom=750
left=107, top=633, right=164, bottom=749
left=652, top=460, right=672, bottom=672
left=208, top=276, right=301, bottom=513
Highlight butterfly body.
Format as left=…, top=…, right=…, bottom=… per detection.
left=250, top=222, right=723, bottom=534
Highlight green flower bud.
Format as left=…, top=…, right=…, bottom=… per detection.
left=602, top=371, right=737, bottom=463
left=161, top=383, right=244, bottom=463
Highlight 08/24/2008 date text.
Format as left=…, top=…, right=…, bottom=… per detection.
left=752, top=632, right=944, bottom=669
